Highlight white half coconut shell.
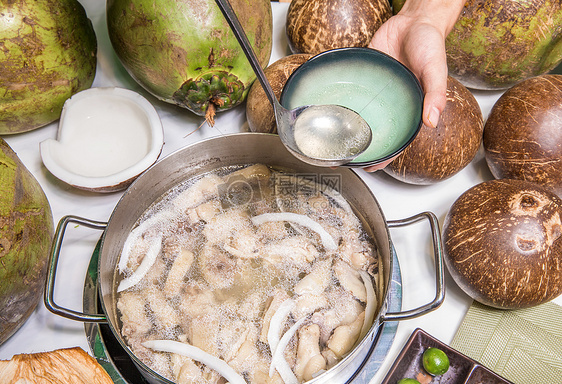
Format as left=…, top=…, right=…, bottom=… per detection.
left=40, top=87, right=163, bottom=193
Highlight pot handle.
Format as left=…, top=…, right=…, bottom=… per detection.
left=44, top=215, right=108, bottom=323
left=382, top=211, right=445, bottom=322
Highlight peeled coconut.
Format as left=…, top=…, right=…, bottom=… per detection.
left=442, top=179, right=562, bottom=309
left=286, top=0, right=392, bottom=55
left=0, top=139, right=54, bottom=345
left=383, top=76, right=483, bottom=185
left=0, top=0, right=97, bottom=134
left=484, top=74, right=562, bottom=197
left=107, top=0, right=273, bottom=126
left=246, top=54, right=313, bottom=133
left=446, top=0, right=562, bottom=90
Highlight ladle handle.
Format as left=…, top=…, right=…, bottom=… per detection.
left=214, top=0, right=277, bottom=107
left=382, top=211, right=445, bottom=322
left=44, top=215, right=108, bottom=323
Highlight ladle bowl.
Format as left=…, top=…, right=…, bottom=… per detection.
left=215, top=0, right=372, bottom=167
left=276, top=104, right=373, bottom=166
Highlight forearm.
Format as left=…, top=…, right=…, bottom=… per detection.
left=398, top=0, right=467, bottom=36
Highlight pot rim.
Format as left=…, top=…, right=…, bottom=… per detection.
left=44, top=133, right=444, bottom=384
left=98, top=133, right=396, bottom=383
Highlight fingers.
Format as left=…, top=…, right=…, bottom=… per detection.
left=423, top=87, right=447, bottom=128
left=417, top=41, right=448, bottom=128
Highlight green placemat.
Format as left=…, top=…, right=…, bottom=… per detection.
left=451, top=300, right=562, bottom=383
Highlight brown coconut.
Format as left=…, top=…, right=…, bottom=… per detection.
left=246, top=54, right=313, bottom=133
left=484, top=74, right=562, bottom=197
left=383, top=76, right=484, bottom=185
left=286, top=0, right=392, bottom=55
left=442, top=179, right=562, bottom=309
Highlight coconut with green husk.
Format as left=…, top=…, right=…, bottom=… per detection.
left=0, top=139, right=54, bottom=345
left=445, top=0, right=562, bottom=90
left=0, top=0, right=97, bottom=134
left=106, top=0, right=273, bottom=126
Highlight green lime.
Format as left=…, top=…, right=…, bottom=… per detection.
left=397, top=379, right=421, bottom=384
left=422, top=347, right=450, bottom=375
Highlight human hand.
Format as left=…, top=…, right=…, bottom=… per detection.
left=369, top=14, right=448, bottom=129
left=363, top=0, right=465, bottom=173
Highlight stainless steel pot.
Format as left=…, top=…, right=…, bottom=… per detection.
left=44, top=133, right=444, bottom=384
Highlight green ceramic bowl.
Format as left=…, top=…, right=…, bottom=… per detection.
left=280, top=48, right=423, bottom=167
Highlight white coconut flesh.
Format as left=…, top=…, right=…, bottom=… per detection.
left=40, top=87, right=163, bottom=192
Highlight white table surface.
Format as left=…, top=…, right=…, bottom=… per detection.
left=2, top=1, right=561, bottom=383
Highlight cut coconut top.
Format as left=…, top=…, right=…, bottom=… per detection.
left=40, top=87, right=164, bottom=193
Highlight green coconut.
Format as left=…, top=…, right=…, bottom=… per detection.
left=0, top=139, right=54, bottom=345
left=446, top=0, right=562, bottom=90
left=0, top=0, right=97, bottom=134
left=106, top=0, right=273, bottom=126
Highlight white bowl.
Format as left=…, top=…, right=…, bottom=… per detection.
left=40, top=87, right=164, bottom=193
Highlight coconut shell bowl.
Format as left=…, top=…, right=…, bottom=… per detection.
left=280, top=47, right=424, bottom=168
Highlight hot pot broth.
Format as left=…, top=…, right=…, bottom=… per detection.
left=115, top=164, right=382, bottom=384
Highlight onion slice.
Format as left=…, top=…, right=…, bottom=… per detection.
left=359, top=270, right=377, bottom=340
left=117, top=234, right=162, bottom=292
left=142, top=339, right=247, bottom=384
left=251, top=212, right=337, bottom=251
left=118, top=209, right=175, bottom=272
left=267, top=298, right=296, bottom=353
left=269, top=316, right=307, bottom=383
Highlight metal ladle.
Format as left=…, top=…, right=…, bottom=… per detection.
left=215, top=0, right=372, bottom=167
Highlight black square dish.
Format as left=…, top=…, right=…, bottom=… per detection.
left=381, top=328, right=513, bottom=384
